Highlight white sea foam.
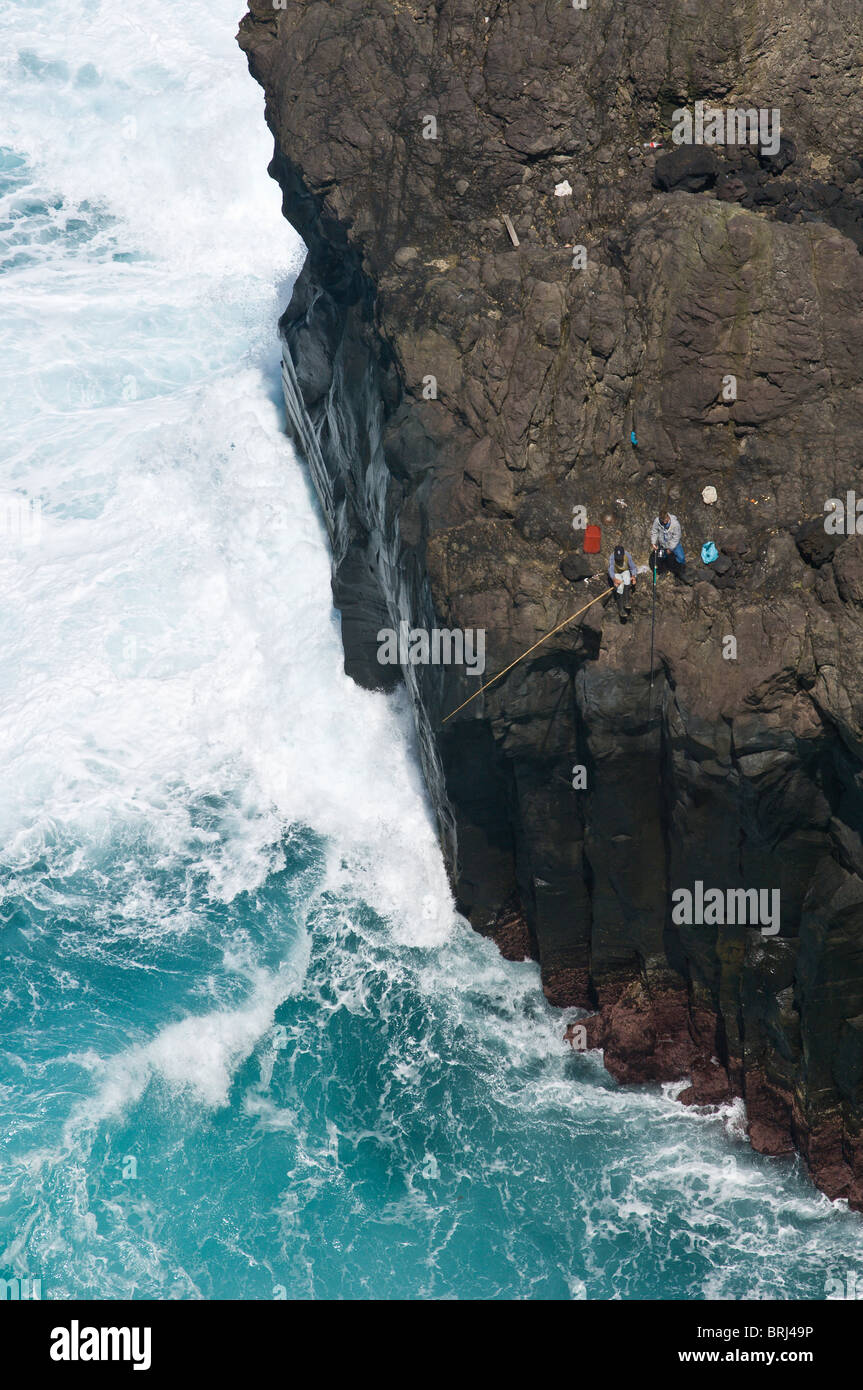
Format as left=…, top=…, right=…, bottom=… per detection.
left=0, top=0, right=453, bottom=940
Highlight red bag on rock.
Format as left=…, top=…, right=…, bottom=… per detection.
left=583, top=524, right=601, bottom=554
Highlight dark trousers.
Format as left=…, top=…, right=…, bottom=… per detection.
left=611, top=579, right=633, bottom=615
left=651, top=547, right=683, bottom=579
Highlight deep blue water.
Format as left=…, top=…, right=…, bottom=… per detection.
left=1, top=0, right=862, bottom=1301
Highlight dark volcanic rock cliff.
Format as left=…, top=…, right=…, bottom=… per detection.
left=238, top=0, right=863, bottom=1206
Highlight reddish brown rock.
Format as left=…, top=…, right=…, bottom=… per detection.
left=679, top=1063, right=733, bottom=1108
left=744, top=1070, right=795, bottom=1155
left=542, top=964, right=591, bottom=1010
left=485, top=905, right=537, bottom=963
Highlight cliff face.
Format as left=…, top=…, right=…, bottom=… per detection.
left=238, top=0, right=863, bottom=1206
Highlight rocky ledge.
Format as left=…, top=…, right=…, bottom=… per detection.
left=238, top=0, right=863, bottom=1208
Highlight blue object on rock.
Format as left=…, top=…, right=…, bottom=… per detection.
left=630, top=430, right=638, bottom=446
left=701, top=541, right=719, bottom=564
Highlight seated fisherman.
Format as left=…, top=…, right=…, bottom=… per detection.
left=608, top=543, right=637, bottom=622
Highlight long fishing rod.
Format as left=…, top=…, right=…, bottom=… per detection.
left=441, top=586, right=609, bottom=725
left=648, top=556, right=657, bottom=720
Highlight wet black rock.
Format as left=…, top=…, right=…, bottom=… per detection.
left=561, top=553, right=597, bottom=583
left=796, top=516, right=846, bottom=567
left=654, top=147, right=718, bottom=192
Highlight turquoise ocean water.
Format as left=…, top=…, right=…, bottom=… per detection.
left=1, top=0, right=862, bottom=1301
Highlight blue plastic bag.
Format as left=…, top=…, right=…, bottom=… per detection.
left=701, top=541, right=718, bottom=565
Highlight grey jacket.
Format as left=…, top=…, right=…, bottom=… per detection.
left=651, top=514, right=681, bottom=550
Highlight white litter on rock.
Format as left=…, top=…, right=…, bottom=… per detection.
left=554, top=180, right=573, bottom=197
left=702, top=485, right=718, bottom=504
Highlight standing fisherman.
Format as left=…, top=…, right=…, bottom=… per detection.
left=650, top=507, right=687, bottom=580
left=608, top=543, right=637, bottom=623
